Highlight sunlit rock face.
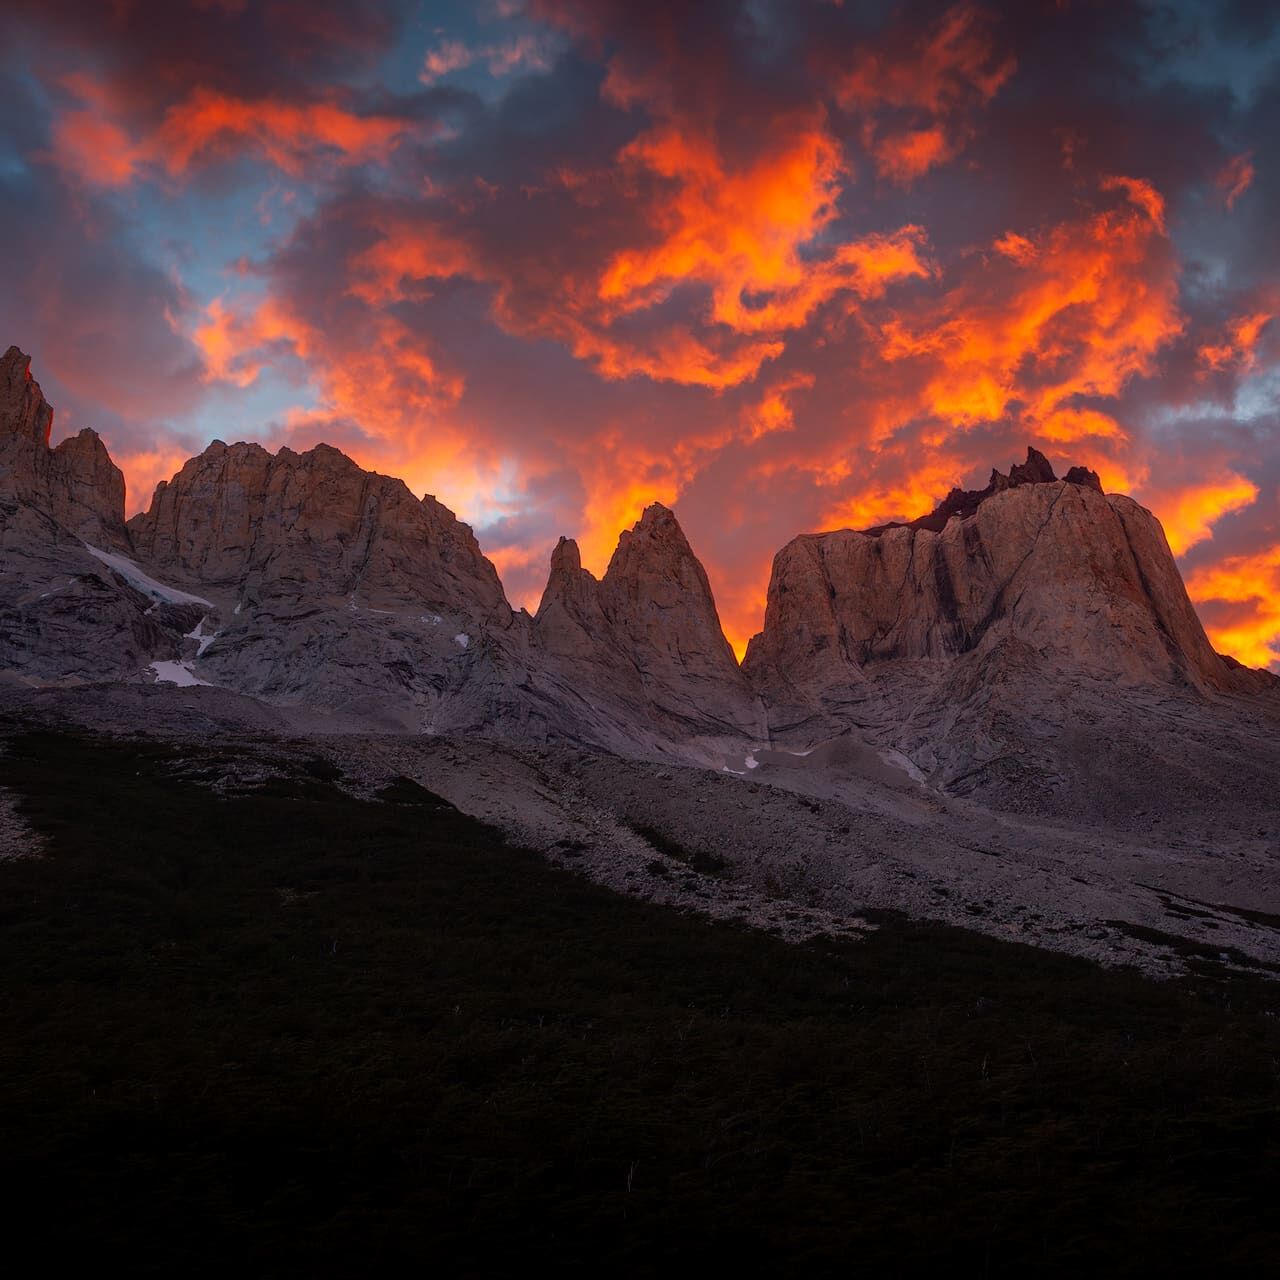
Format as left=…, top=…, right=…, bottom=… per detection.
left=120, top=438, right=523, bottom=731
left=0, top=346, right=129, bottom=550
left=534, top=506, right=766, bottom=755
left=0, top=347, right=193, bottom=682
left=743, top=448, right=1276, bottom=800
left=744, top=448, right=1230, bottom=697
left=128, top=440, right=510, bottom=621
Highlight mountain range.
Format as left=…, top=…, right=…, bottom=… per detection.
left=4, top=342, right=1272, bottom=752
left=3, top=342, right=1279, bottom=976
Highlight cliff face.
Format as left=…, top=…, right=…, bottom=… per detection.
left=744, top=451, right=1230, bottom=701
left=534, top=506, right=764, bottom=750
left=114, top=439, right=522, bottom=731
left=0, top=347, right=195, bottom=683
left=742, top=448, right=1268, bottom=798
left=0, top=346, right=129, bottom=549
left=128, top=440, right=510, bottom=621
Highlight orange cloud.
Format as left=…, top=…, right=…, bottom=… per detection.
left=742, top=372, right=815, bottom=442
left=1215, top=151, right=1255, bottom=210
left=1199, top=310, right=1273, bottom=372
left=1186, top=544, right=1280, bottom=669
left=562, top=323, right=785, bottom=390
left=818, top=459, right=969, bottom=532
left=871, top=127, right=955, bottom=184
left=347, top=223, right=476, bottom=304
left=343, top=109, right=929, bottom=392
left=992, top=231, right=1037, bottom=264
left=878, top=175, right=1181, bottom=439
left=838, top=4, right=1015, bottom=114
left=51, top=77, right=412, bottom=188
left=598, top=118, right=931, bottom=337
left=156, top=90, right=409, bottom=176
left=112, top=443, right=201, bottom=516
left=1149, top=475, right=1259, bottom=557
left=839, top=2, right=1015, bottom=184
left=49, top=111, right=147, bottom=187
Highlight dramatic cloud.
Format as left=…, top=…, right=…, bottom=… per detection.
left=1, top=0, right=1277, bottom=666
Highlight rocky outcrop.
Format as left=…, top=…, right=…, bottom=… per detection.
left=128, top=440, right=509, bottom=620
left=0, top=348, right=192, bottom=684
left=0, top=344, right=54, bottom=446
left=864, top=446, right=1091, bottom=535
left=534, top=506, right=764, bottom=751
left=0, top=346, right=129, bottom=549
left=119, top=439, right=526, bottom=730
left=745, top=460, right=1229, bottom=694
left=743, top=447, right=1267, bottom=797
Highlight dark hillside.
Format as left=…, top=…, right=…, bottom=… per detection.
left=1, top=728, right=1277, bottom=1276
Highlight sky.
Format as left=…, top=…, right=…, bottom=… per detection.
left=1, top=0, right=1277, bottom=668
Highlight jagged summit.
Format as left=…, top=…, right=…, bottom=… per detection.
left=129, top=435, right=510, bottom=620
left=0, top=345, right=127, bottom=548
left=535, top=502, right=763, bottom=746
left=865, top=446, right=1103, bottom=536
left=1, top=345, right=55, bottom=447
left=747, top=451, right=1230, bottom=691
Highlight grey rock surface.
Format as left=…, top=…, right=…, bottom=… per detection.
left=742, top=448, right=1279, bottom=809
left=0, top=347, right=192, bottom=682
left=533, top=507, right=765, bottom=758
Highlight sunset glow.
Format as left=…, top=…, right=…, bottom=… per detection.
left=3, top=0, right=1277, bottom=668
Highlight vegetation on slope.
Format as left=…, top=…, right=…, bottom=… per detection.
left=0, top=728, right=1277, bottom=1276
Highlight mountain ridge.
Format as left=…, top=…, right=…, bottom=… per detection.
left=2, top=345, right=1275, bottom=778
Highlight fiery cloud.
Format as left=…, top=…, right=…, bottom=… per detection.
left=51, top=76, right=415, bottom=188
left=1187, top=546, right=1280, bottom=669
left=876, top=177, right=1180, bottom=441
left=838, top=2, right=1015, bottom=184
left=1151, top=475, right=1260, bottom=557
left=1199, top=311, right=1274, bottom=373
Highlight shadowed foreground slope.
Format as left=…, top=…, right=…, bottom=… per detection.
left=1, top=729, right=1278, bottom=1276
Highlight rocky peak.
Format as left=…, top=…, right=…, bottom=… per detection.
left=604, top=503, right=714, bottom=599
left=597, top=504, right=738, bottom=670
left=0, top=346, right=128, bottom=548
left=550, top=534, right=582, bottom=576
left=1063, top=464, right=1103, bottom=491
left=535, top=504, right=763, bottom=743
left=866, top=446, right=1103, bottom=536
left=1003, top=445, right=1057, bottom=487
left=47, top=428, right=129, bottom=544
left=128, top=439, right=510, bottom=621
left=746, top=451, right=1238, bottom=704
left=0, top=345, right=54, bottom=446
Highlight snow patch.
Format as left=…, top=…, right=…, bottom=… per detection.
left=149, top=660, right=210, bottom=688
left=84, top=545, right=212, bottom=608
left=454, top=633, right=470, bottom=650
left=186, top=618, right=218, bottom=657
left=745, top=752, right=760, bottom=770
